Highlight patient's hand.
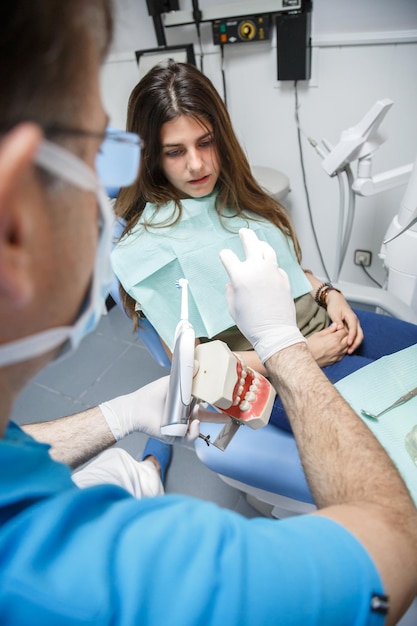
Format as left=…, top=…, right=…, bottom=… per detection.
left=307, top=324, right=349, bottom=367
left=325, top=291, right=364, bottom=354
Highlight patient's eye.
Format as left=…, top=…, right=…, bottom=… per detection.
left=164, top=148, right=184, bottom=158
left=199, top=136, right=214, bottom=148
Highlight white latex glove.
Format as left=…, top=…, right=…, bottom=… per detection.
left=99, top=377, right=177, bottom=443
left=219, top=228, right=306, bottom=364
left=99, top=377, right=214, bottom=444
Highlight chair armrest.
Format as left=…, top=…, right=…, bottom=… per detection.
left=335, top=280, right=417, bottom=324
left=195, top=422, right=314, bottom=504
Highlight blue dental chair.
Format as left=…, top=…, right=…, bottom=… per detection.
left=104, top=128, right=417, bottom=518
left=103, top=129, right=314, bottom=517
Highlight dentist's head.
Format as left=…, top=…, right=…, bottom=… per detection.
left=0, top=1, right=116, bottom=425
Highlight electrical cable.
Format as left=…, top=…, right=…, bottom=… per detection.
left=220, top=44, right=228, bottom=108
left=335, top=170, right=345, bottom=281
left=294, top=81, right=331, bottom=281
left=192, top=0, right=204, bottom=72
left=195, top=23, right=204, bottom=72
left=360, top=263, right=383, bottom=288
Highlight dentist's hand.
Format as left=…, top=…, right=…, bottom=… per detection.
left=99, top=377, right=176, bottom=443
left=219, top=228, right=306, bottom=364
left=98, top=376, right=226, bottom=444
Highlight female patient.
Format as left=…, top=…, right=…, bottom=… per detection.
left=112, top=60, right=417, bottom=431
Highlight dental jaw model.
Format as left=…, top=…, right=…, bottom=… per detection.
left=161, top=279, right=275, bottom=449
left=193, top=340, right=275, bottom=449
left=193, top=340, right=274, bottom=428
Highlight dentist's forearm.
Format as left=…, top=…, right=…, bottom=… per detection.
left=265, top=343, right=417, bottom=625
left=23, top=407, right=116, bottom=469
left=265, top=342, right=411, bottom=510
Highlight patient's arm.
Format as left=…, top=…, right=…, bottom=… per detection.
left=233, top=349, right=267, bottom=375
left=304, top=270, right=364, bottom=355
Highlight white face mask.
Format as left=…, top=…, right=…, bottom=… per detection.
left=0, top=139, right=114, bottom=366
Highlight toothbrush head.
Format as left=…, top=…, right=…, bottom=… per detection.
left=176, top=278, right=188, bottom=289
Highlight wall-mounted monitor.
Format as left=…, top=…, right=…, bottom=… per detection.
left=135, top=44, right=196, bottom=79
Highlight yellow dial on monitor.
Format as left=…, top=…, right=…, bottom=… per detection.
left=239, top=20, right=256, bottom=41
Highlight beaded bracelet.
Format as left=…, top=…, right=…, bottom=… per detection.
left=314, top=282, right=341, bottom=310
left=314, top=282, right=328, bottom=305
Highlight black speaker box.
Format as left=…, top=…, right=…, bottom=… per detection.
left=276, top=11, right=311, bottom=81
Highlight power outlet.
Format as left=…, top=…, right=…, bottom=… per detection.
left=354, top=250, right=372, bottom=267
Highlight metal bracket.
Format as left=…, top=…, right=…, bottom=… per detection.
left=199, top=419, right=241, bottom=451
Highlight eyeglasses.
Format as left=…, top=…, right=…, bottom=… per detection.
left=43, top=125, right=142, bottom=191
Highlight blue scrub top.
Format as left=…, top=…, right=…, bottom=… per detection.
left=0, top=422, right=385, bottom=625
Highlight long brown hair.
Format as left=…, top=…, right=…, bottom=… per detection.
left=115, top=60, right=302, bottom=322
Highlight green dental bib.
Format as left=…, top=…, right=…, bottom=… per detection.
left=112, top=193, right=311, bottom=351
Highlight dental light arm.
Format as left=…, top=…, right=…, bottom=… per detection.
left=314, top=98, right=417, bottom=317
left=321, top=99, right=393, bottom=177
left=321, top=98, right=413, bottom=197
left=353, top=162, right=413, bottom=197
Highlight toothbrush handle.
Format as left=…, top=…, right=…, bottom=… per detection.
left=180, top=279, right=189, bottom=321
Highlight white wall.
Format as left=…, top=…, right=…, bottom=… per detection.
left=101, top=0, right=417, bottom=286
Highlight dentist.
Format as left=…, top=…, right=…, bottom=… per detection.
left=1, top=2, right=417, bottom=625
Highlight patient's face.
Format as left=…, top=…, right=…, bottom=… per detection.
left=160, top=115, right=219, bottom=198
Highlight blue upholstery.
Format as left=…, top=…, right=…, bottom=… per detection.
left=194, top=422, right=313, bottom=504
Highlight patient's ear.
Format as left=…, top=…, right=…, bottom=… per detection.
left=0, top=124, right=42, bottom=305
